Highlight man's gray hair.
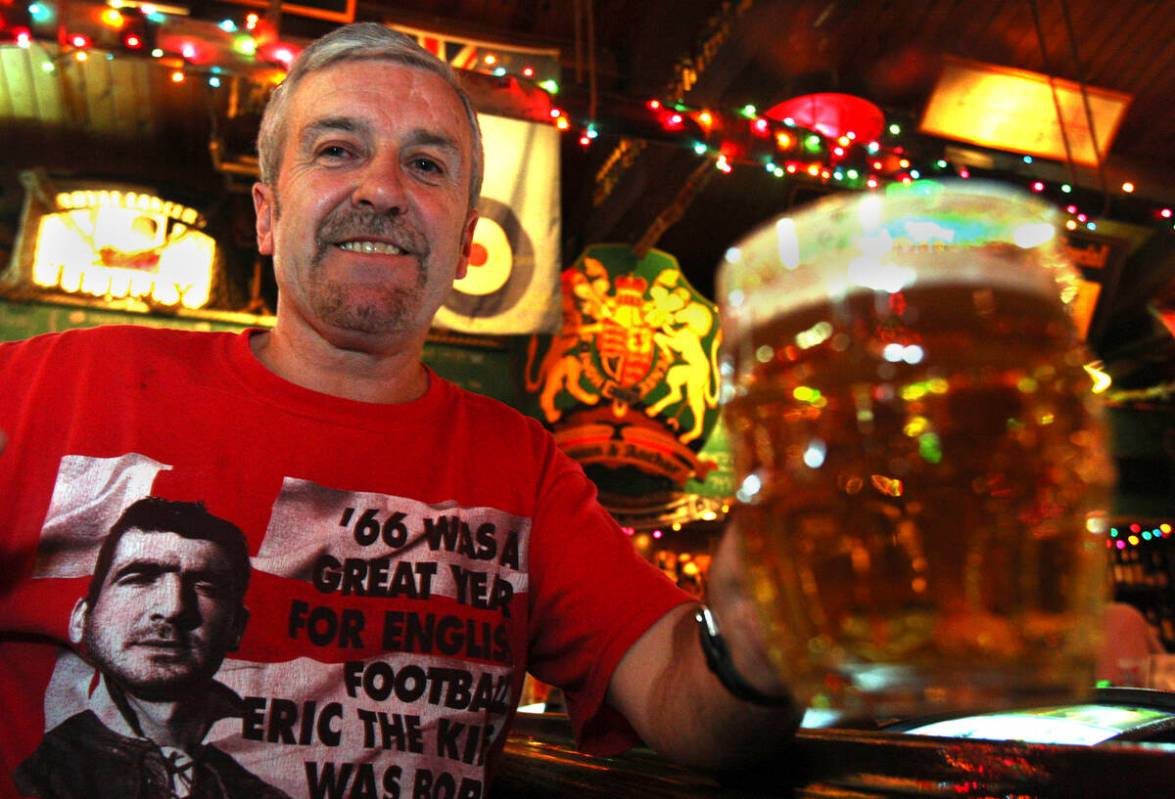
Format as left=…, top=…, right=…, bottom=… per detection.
left=256, top=22, right=484, bottom=208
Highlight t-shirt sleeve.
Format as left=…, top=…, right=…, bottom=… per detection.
left=524, top=434, right=693, bottom=755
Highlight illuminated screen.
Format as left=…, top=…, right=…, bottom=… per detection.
left=905, top=704, right=1173, bottom=746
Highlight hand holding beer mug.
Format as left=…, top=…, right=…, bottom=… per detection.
left=718, top=180, right=1113, bottom=719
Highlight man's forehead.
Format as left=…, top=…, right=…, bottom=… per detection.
left=292, top=58, right=463, bottom=114
left=285, top=59, right=467, bottom=132
left=109, top=528, right=225, bottom=565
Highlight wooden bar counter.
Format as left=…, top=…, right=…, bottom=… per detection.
left=495, top=710, right=1175, bottom=797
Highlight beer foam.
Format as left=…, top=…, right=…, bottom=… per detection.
left=717, top=180, right=1079, bottom=346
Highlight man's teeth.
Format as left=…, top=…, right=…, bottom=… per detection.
left=338, top=240, right=405, bottom=255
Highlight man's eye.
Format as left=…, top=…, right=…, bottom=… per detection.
left=318, top=145, right=352, bottom=160
left=411, top=157, right=443, bottom=174
left=117, top=572, right=156, bottom=586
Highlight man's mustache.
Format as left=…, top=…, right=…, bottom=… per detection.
left=126, top=623, right=196, bottom=647
left=315, top=208, right=429, bottom=262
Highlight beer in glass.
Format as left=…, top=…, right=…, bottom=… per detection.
left=718, top=180, right=1113, bottom=718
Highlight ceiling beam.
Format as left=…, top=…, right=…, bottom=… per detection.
left=572, top=0, right=762, bottom=251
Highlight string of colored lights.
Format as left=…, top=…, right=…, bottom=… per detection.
left=6, top=1, right=295, bottom=87
left=3, top=0, right=1172, bottom=234
left=1108, top=523, right=1174, bottom=550
left=548, top=92, right=1174, bottom=235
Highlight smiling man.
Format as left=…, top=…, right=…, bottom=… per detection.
left=248, top=32, right=482, bottom=403
left=14, top=497, right=288, bottom=799
left=0, top=23, right=798, bottom=799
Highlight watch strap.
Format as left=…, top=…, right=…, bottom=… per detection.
left=695, top=604, right=791, bottom=707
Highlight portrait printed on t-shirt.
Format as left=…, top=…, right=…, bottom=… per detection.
left=14, top=453, right=529, bottom=799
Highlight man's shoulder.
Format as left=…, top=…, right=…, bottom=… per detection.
left=30, top=709, right=115, bottom=748
left=440, top=374, right=542, bottom=427
left=2, top=324, right=231, bottom=357
left=438, top=375, right=553, bottom=447
left=12, top=711, right=138, bottom=796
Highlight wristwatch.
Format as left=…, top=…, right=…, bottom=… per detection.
left=695, top=604, right=792, bottom=707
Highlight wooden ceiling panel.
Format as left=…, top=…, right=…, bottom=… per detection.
left=352, top=0, right=1172, bottom=171
left=0, top=47, right=46, bottom=120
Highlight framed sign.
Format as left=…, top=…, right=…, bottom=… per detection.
left=921, top=57, right=1131, bottom=166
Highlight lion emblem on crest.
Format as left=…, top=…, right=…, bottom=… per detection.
left=525, top=246, right=721, bottom=487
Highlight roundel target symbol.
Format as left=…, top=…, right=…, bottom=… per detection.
left=445, top=197, right=534, bottom=317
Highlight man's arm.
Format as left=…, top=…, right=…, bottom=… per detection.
left=606, top=527, right=803, bottom=771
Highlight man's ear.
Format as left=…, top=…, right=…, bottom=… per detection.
left=230, top=606, right=250, bottom=652
left=68, top=598, right=89, bottom=646
left=454, top=208, right=479, bottom=281
left=252, top=183, right=276, bottom=256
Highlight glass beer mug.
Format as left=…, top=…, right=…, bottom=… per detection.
left=718, top=180, right=1114, bottom=718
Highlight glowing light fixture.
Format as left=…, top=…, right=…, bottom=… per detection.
left=33, top=190, right=215, bottom=311
left=920, top=56, right=1129, bottom=166
left=766, top=93, right=884, bottom=142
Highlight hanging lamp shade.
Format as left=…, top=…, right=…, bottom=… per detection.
left=764, top=92, right=885, bottom=141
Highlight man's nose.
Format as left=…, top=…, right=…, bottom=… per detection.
left=151, top=574, right=198, bottom=625
left=351, top=154, right=408, bottom=216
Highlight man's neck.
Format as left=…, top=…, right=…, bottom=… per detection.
left=124, top=695, right=208, bottom=751
left=251, top=322, right=429, bottom=404
left=92, top=677, right=207, bottom=751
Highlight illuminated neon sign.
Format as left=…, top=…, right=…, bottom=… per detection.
left=31, top=189, right=216, bottom=310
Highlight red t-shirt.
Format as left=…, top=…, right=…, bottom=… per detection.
left=0, top=326, right=690, bottom=799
